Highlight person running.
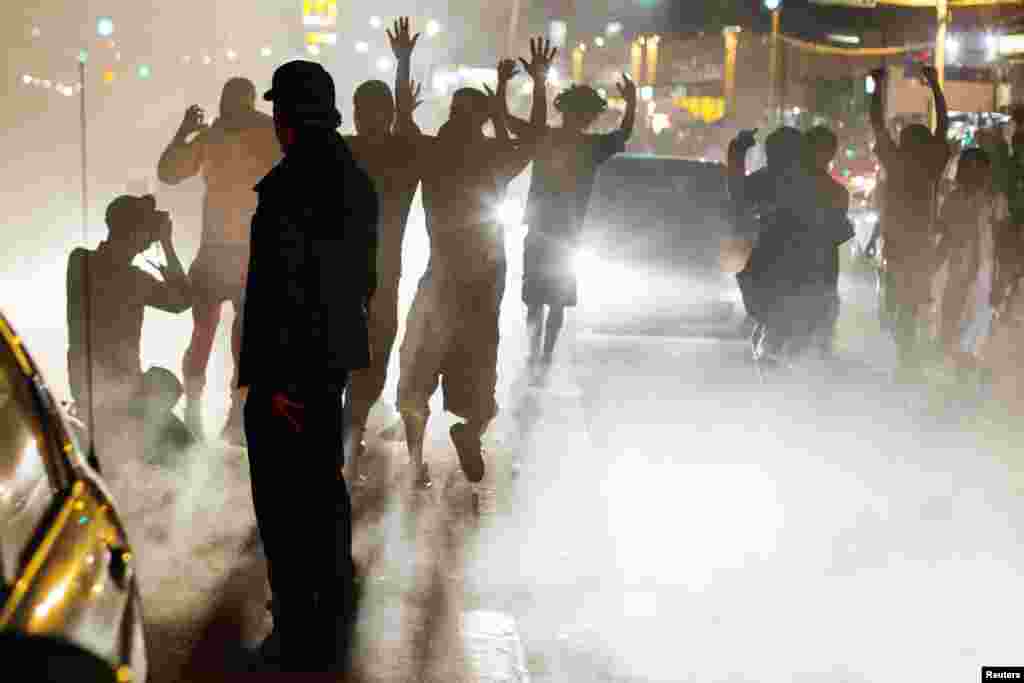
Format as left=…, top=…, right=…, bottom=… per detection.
left=342, top=18, right=428, bottom=475
left=868, top=66, right=951, bottom=380
left=728, top=127, right=850, bottom=369
left=396, top=39, right=553, bottom=489
left=67, top=195, right=193, bottom=466
left=804, top=125, right=855, bottom=355
left=238, top=60, right=378, bottom=672
left=157, top=78, right=281, bottom=445
left=507, top=75, right=637, bottom=366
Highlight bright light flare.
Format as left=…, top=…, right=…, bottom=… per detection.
left=307, top=44, right=321, bottom=57
left=497, top=199, right=524, bottom=228
left=226, top=48, right=238, bottom=61
left=426, top=19, right=441, bottom=37
left=595, top=36, right=606, bottom=47
left=764, top=0, right=781, bottom=10
left=606, top=21, right=623, bottom=36
left=260, top=46, right=273, bottom=57
left=355, top=41, right=369, bottom=54
left=376, top=56, right=392, bottom=72
left=946, top=35, right=960, bottom=61
left=369, top=15, right=382, bottom=29
left=22, top=74, right=32, bottom=85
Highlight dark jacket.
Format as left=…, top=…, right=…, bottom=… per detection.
left=237, top=130, right=378, bottom=393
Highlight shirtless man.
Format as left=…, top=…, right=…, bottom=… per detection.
left=157, top=78, right=281, bottom=444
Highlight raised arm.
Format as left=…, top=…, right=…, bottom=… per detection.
left=505, top=37, right=557, bottom=140
left=727, top=129, right=757, bottom=209
left=617, top=73, right=637, bottom=139
left=144, top=214, right=192, bottom=314
left=921, top=66, right=948, bottom=142
left=388, top=17, right=420, bottom=133
left=868, top=68, right=896, bottom=161
left=157, top=105, right=207, bottom=185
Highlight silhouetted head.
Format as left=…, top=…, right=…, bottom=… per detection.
left=104, top=194, right=164, bottom=256
left=805, top=125, right=838, bottom=172
left=220, top=77, right=256, bottom=118
left=955, top=146, right=990, bottom=191
left=764, top=126, right=805, bottom=170
left=555, top=85, right=607, bottom=132
left=899, top=123, right=932, bottom=151
left=264, top=60, right=342, bottom=152
left=353, top=80, right=395, bottom=137
left=444, top=87, right=490, bottom=135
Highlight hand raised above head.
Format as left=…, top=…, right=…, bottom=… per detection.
left=519, top=36, right=557, bottom=82
left=387, top=16, right=420, bottom=60
left=497, top=58, right=519, bottom=84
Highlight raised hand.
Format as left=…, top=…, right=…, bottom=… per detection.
left=498, top=58, right=519, bottom=85
left=387, top=17, right=420, bottom=60
left=617, top=72, right=637, bottom=104
left=179, top=105, right=207, bottom=138
left=518, top=36, right=557, bottom=82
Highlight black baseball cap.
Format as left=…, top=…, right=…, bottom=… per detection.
left=264, top=59, right=342, bottom=128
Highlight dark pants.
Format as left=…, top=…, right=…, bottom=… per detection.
left=243, top=380, right=353, bottom=668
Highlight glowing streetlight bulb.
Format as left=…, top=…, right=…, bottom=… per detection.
left=597, top=87, right=607, bottom=98
left=369, top=16, right=382, bottom=29
left=606, top=21, right=622, bottom=36
left=96, top=17, right=114, bottom=38
left=355, top=41, right=369, bottom=53
left=595, top=36, right=605, bottom=47
left=22, top=74, right=32, bottom=85
left=261, top=46, right=273, bottom=57
left=426, top=19, right=441, bottom=37
left=377, top=56, right=393, bottom=72
left=764, top=0, right=781, bottom=10
left=226, top=48, right=238, bottom=61
left=307, top=44, right=321, bottom=57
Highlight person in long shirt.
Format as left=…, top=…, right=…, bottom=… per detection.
left=157, top=78, right=281, bottom=444
left=342, top=18, right=428, bottom=478
left=506, top=74, right=636, bottom=366
left=396, top=39, right=552, bottom=489
left=238, top=60, right=377, bottom=671
left=867, top=66, right=950, bottom=380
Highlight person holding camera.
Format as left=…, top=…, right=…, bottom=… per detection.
left=66, top=194, right=194, bottom=464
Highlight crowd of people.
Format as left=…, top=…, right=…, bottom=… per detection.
left=63, top=17, right=637, bottom=673
left=724, top=65, right=1024, bottom=403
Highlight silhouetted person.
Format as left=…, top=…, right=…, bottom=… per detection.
left=66, top=195, right=193, bottom=463
left=397, top=40, right=551, bottom=489
left=868, top=66, right=950, bottom=380
left=934, top=147, right=1005, bottom=380
left=728, top=127, right=850, bottom=368
left=508, top=73, right=636, bottom=366
left=805, top=125, right=855, bottom=355
left=342, top=18, right=427, bottom=476
left=238, top=60, right=377, bottom=671
left=158, top=78, right=281, bottom=444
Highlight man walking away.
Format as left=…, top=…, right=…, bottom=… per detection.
left=67, top=195, right=193, bottom=467
left=805, top=125, right=855, bottom=356
left=868, top=66, right=950, bottom=381
left=158, top=78, right=281, bottom=445
left=238, top=60, right=378, bottom=671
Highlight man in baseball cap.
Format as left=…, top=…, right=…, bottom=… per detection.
left=239, top=59, right=377, bottom=671
left=263, top=59, right=343, bottom=129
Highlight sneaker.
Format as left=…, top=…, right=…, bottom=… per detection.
left=450, top=423, right=485, bottom=483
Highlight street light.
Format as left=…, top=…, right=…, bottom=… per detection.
left=595, top=36, right=605, bottom=47
left=764, top=0, right=781, bottom=10
left=261, top=46, right=273, bottom=57
left=96, top=17, right=114, bottom=38
left=606, top=21, right=623, bottom=36
left=426, top=19, right=441, bottom=38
